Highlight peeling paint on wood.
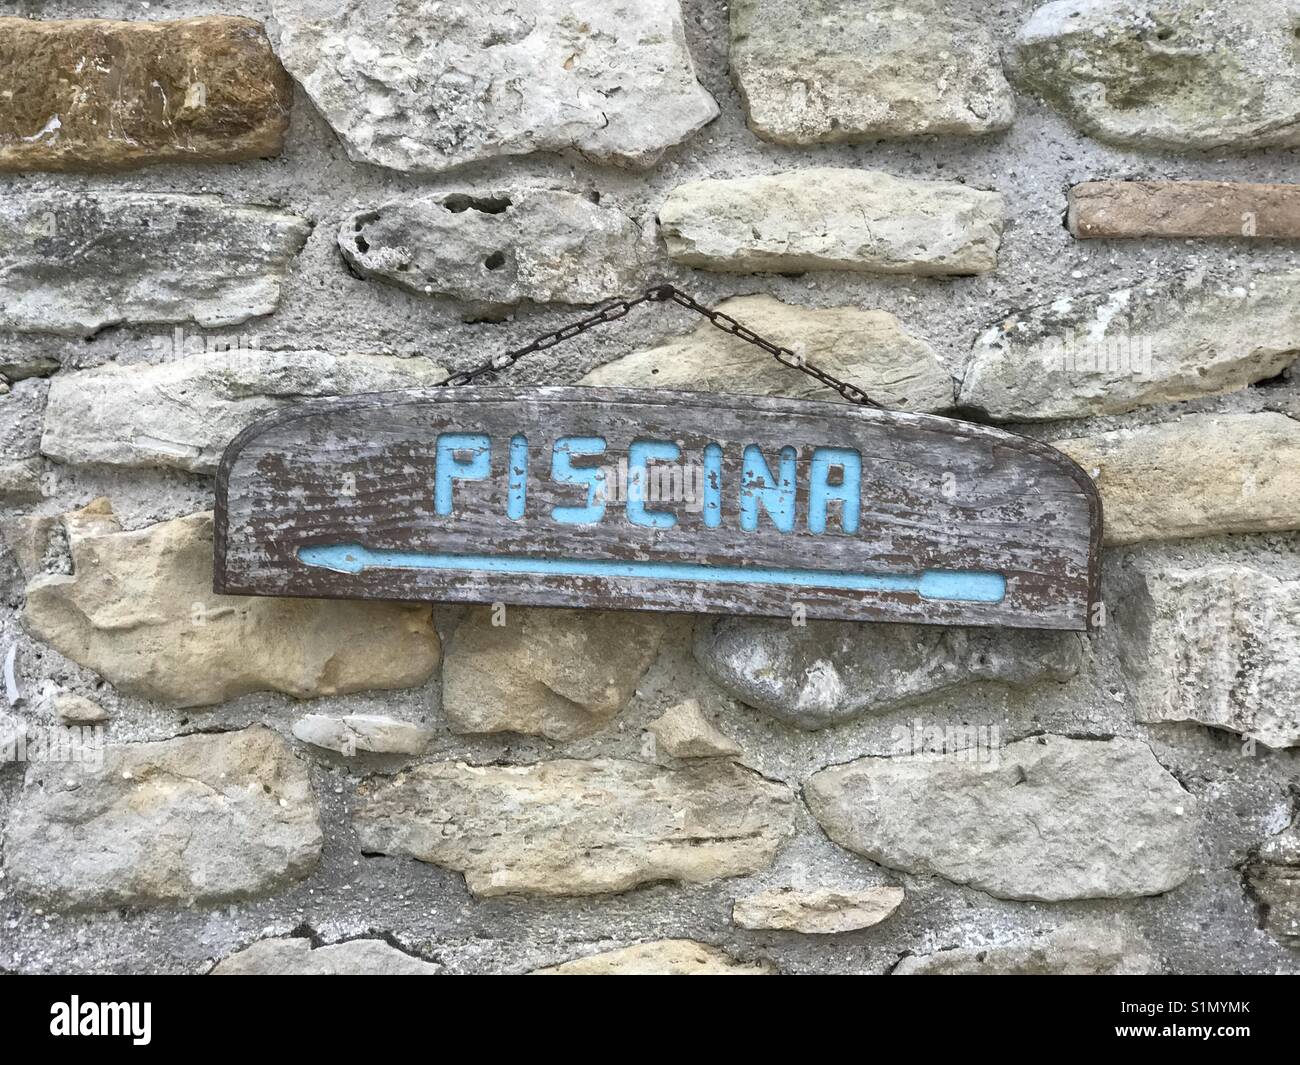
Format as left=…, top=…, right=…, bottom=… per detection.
left=215, top=387, right=1102, bottom=630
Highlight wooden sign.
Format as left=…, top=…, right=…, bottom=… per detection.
left=215, top=387, right=1102, bottom=630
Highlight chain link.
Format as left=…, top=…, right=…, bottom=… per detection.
left=444, top=284, right=887, bottom=409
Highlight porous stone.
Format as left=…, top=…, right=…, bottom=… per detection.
left=532, top=939, right=773, bottom=975
left=211, top=937, right=439, bottom=975
left=292, top=714, right=432, bottom=756
left=271, top=0, right=718, bottom=173
left=54, top=693, right=110, bottom=725
left=730, top=0, right=1014, bottom=143
left=1010, top=0, right=1300, bottom=151
left=0, top=16, right=292, bottom=172
left=339, top=189, right=646, bottom=317
left=732, top=886, right=904, bottom=934
left=1246, top=816, right=1300, bottom=946
left=1118, top=564, right=1300, bottom=749
left=1055, top=412, right=1300, bottom=545
left=659, top=169, right=1003, bottom=275
left=961, top=273, right=1300, bottom=420
left=40, top=348, right=446, bottom=474
left=354, top=758, right=795, bottom=898
left=647, top=699, right=741, bottom=759
left=0, top=193, right=309, bottom=337
left=804, top=735, right=1196, bottom=901
left=1069, top=181, right=1300, bottom=240
left=23, top=501, right=440, bottom=708
left=579, top=294, right=953, bottom=410
left=2, top=725, right=321, bottom=910
left=694, top=617, right=1082, bottom=729
left=893, top=921, right=1157, bottom=974
left=441, top=607, right=664, bottom=741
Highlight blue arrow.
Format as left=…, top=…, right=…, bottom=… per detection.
left=296, top=544, right=1005, bottom=603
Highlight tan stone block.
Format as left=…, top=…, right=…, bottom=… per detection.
left=0, top=16, right=291, bottom=172
left=1069, top=181, right=1300, bottom=239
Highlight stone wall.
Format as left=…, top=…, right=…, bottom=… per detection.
left=0, top=0, right=1297, bottom=975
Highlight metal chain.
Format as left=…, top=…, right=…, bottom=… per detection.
left=444, top=284, right=887, bottom=409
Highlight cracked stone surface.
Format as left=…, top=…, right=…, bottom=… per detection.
left=271, top=0, right=718, bottom=173
left=1055, top=412, right=1300, bottom=545
left=339, top=188, right=648, bottom=317
left=960, top=272, right=1300, bottom=421
left=731, top=0, right=1014, bottom=143
left=695, top=617, right=1082, bottom=729
left=40, top=348, right=446, bottom=473
left=0, top=16, right=292, bottom=172
left=1010, top=0, right=1300, bottom=151
left=659, top=168, right=1003, bottom=275
left=2, top=725, right=322, bottom=911
left=0, top=192, right=309, bottom=337
left=579, top=294, right=954, bottom=409
left=22, top=500, right=440, bottom=708
left=441, top=607, right=665, bottom=741
left=354, top=758, right=796, bottom=898
left=805, top=735, right=1197, bottom=901
left=532, top=939, right=773, bottom=974
left=211, top=936, right=439, bottom=974
left=1118, top=563, right=1300, bottom=749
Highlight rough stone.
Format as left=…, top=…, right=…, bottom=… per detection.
left=0, top=16, right=292, bottom=173
left=1118, top=564, right=1300, bottom=749
left=579, top=294, right=953, bottom=410
left=0, top=457, right=42, bottom=501
left=2, top=725, right=321, bottom=911
left=0, top=192, right=309, bottom=337
left=291, top=714, right=432, bottom=757
left=441, top=607, right=664, bottom=741
left=732, top=886, right=904, bottom=934
left=211, top=936, right=439, bottom=975
left=339, top=189, right=646, bottom=317
left=40, top=348, right=446, bottom=474
left=961, top=273, right=1300, bottom=420
left=647, top=699, right=741, bottom=759
left=54, top=693, right=110, bottom=725
left=354, top=758, right=795, bottom=898
left=1055, top=412, right=1300, bottom=545
left=659, top=168, right=1003, bottom=276
left=730, top=0, right=1014, bottom=144
left=1069, top=181, right=1300, bottom=240
left=893, top=921, right=1157, bottom=974
left=2, top=512, right=57, bottom=580
left=694, top=617, right=1082, bottom=730
left=271, top=0, right=718, bottom=173
left=1246, top=816, right=1300, bottom=946
left=23, top=501, right=440, bottom=708
left=532, top=939, right=773, bottom=975
left=1010, top=0, right=1300, bottom=151
left=804, top=736, right=1196, bottom=901
left=0, top=379, right=45, bottom=492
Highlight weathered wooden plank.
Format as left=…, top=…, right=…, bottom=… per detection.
left=215, top=387, right=1102, bottom=630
